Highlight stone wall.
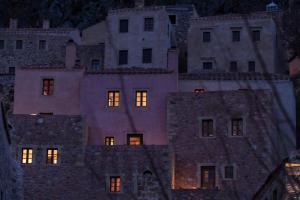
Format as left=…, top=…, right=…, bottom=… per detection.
left=167, top=90, right=281, bottom=199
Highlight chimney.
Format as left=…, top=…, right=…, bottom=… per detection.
left=65, top=40, right=77, bottom=69
left=42, top=20, right=50, bottom=29
left=135, top=0, right=145, bottom=8
left=9, top=18, right=18, bottom=29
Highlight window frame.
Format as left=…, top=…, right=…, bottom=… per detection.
left=203, top=32, right=211, bottom=42
left=107, top=90, right=120, bottom=107
left=38, top=40, right=47, bottom=50
left=248, top=61, right=256, bottom=72
left=119, top=19, right=129, bottom=33
left=21, top=147, right=33, bottom=164
left=199, top=118, right=215, bottom=138
left=142, top=48, right=152, bottom=64
left=118, top=50, right=128, bottom=65
left=135, top=90, right=148, bottom=107
left=230, top=118, right=245, bottom=137
left=223, top=165, right=236, bottom=180
left=127, top=133, right=143, bottom=145
left=230, top=61, right=238, bottom=72
left=144, top=17, right=154, bottom=32
left=202, top=62, right=213, bottom=71
left=232, top=30, right=241, bottom=42
left=42, top=78, right=54, bottom=96
left=199, top=165, right=216, bottom=189
left=46, top=148, right=59, bottom=165
left=105, top=137, right=115, bottom=145
left=252, top=30, right=261, bottom=42
left=91, top=59, right=101, bottom=71
left=108, top=175, right=122, bottom=193
left=15, top=39, right=23, bottom=50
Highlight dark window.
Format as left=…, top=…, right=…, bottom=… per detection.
left=169, top=15, right=176, bottom=25
left=136, top=90, right=147, bottom=107
left=201, top=166, right=216, bottom=189
left=224, top=166, right=234, bottom=179
left=108, top=91, right=120, bottom=107
left=144, top=17, right=154, bottom=31
left=91, top=59, right=101, bottom=71
left=42, top=79, right=54, bottom=96
left=203, top=62, right=213, bottom=70
left=46, top=148, right=58, bottom=164
left=232, top=118, right=243, bottom=136
left=75, top=59, right=81, bottom=65
left=230, top=61, right=238, bottom=72
left=248, top=61, right=256, bottom=72
left=232, top=31, right=240, bottom=42
left=127, top=134, right=143, bottom=145
left=39, top=113, right=53, bottom=115
left=253, top=30, right=261, bottom=42
left=105, top=137, right=115, bottom=145
left=16, top=40, right=23, bottom=49
left=143, top=48, right=152, bottom=63
left=0, top=40, right=4, bottom=49
left=110, top=176, right=121, bottom=192
left=119, top=19, right=128, bottom=33
left=272, top=189, right=277, bottom=200
left=21, top=148, right=33, bottom=164
left=9, top=67, right=15, bottom=75
left=119, top=50, right=128, bottom=65
left=203, top=32, right=211, bottom=42
left=39, top=40, right=46, bottom=50
left=202, top=119, right=214, bottom=137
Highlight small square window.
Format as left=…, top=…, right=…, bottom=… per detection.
left=231, top=118, right=243, bottom=136
left=108, top=91, right=120, bottom=107
left=9, top=67, right=15, bottom=75
left=232, top=31, right=240, bottom=42
left=224, top=166, right=234, bottom=179
left=203, top=62, right=213, bottom=70
left=119, top=19, right=128, bottom=33
left=253, top=30, right=261, bottom=42
left=21, top=148, right=33, bottom=164
left=110, top=176, right=121, bottom=192
left=119, top=50, right=128, bottom=65
left=127, top=134, right=143, bottom=145
left=169, top=15, right=177, bottom=25
left=248, top=61, right=256, bottom=72
left=42, top=79, right=54, bottom=96
left=16, top=40, right=23, bottom=49
left=144, top=17, right=154, bottom=32
left=0, top=40, right=4, bottom=49
left=39, top=40, right=46, bottom=50
left=203, top=32, right=211, bottom=42
left=136, top=90, right=147, bottom=107
left=201, top=166, right=216, bottom=189
left=230, top=61, right=238, bottom=72
left=46, top=148, right=58, bottom=165
left=105, top=137, right=115, bottom=145
left=91, top=59, right=101, bottom=71
left=202, top=119, right=214, bottom=137
left=143, top=48, right=152, bottom=63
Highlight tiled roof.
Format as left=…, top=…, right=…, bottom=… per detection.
left=0, top=28, right=77, bottom=35
left=109, top=6, right=164, bottom=14
left=20, top=64, right=84, bottom=70
left=179, top=72, right=290, bottom=80
left=87, top=67, right=173, bottom=74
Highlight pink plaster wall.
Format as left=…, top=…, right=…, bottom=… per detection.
left=13, top=68, right=84, bottom=115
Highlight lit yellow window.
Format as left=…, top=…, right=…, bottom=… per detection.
left=136, top=91, right=147, bottom=107
left=108, top=91, right=120, bottom=107
left=22, top=148, right=33, bottom=164
left=110, top=176, right=121, bottom=192
left=105, top=137, right=115, bottom=145
left=127, top=134, right=143, bottom=145
left=47, top=148, right=58, bottom=164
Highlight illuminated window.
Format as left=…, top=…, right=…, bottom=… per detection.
left=201, top=166, right=216, bottom=189
left=202, top=119, right=214, bottom=137
left=105, top=137, right=115, bottom=145
left=108, top=91, right=120, bottom=107
left=47, top=148, right=58, bottom=165
left=194, top=88, right=206, bottom=93
left=224, top=166, right=234, bottom=179
left=144, top=17, right=154, bottom=32
left=42, top=79, right=54, bottom=96
left=231, top=118, right=243, bottom=136
left=127, top=134, right=143, bottom=145
left=39, top=40, right=46, bottom=50
left=136, top=90, right=147, bottom=107
left=21, top=148, right=33, bottom=164
left=110, top=176, right=121, bottom=192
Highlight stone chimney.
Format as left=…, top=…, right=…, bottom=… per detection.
left=42, top=20, right=50, bottom=29
left=9, top=18, right=18, bottom=29
left=135, top=0, right=145, bottom=8
left=65, top=40, right=76, bottom=69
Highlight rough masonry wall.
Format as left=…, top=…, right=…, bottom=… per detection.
left=167, top=90, right=280, bottom=199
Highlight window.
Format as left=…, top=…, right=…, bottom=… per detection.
left=42, top=79, right=54, bottom=96
left=136, top=90, right=147, bottom=107
left=91, top=59, right=101, bottom=71
left=105, top=137, right=115, bottom=145
left=119, top=50, right=128, bottom=65
left=108, top=91, right=120, bottom=107
left=110, top=176, right=121, bottom=192
left=75, top=59, right=81, bottom=66
left=201, top=166, right=216, bottom=189
left=144, top=17, right=154, bottom=31
left=202, top=119, right=214, bottom=137
left=9, top=67, right=15, bottom=75
left=142, top=48, right=152, bottom=63
left=248, top=61, right=256, bottom=72
left=169, top=15, right=177, bottom=25
left=21, top=148, right=33, bottom=164
left=232, top=31, right=240, bottom=42
left=253, top=30, right=261, bottom=42
left=224, top=166, right=234, bottom=179
left=0, top=40, right=4, bottom=49
left=231, top=118, right=243, bottom=136
left=203, top=32, right=211, bottom=42
left=47, top=148, right=58, bottom=164
left=39, top=40, right=46, bottom=50
left=119, top=19, right=128, bottom=33
left=272, top=189, right=277, bottom=200
left=127, top=134, right=143, bottom=145
left=230, top=61, right=238, bottom=72
left=16, top=40, right=23, bottom=49
left=203, top=62, right=213, bottom=70
left=194, top=88, right=206, bottom=93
